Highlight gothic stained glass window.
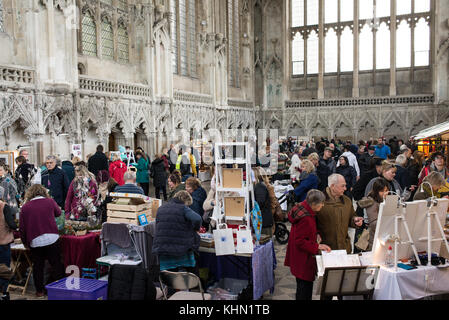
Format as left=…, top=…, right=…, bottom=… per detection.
left=396, top=19, right=411, bottom=68
left=171, top=0, right=178, bottom=74
left=307, top=0, right=318, bottom=25
left=189, top=0, right=197, bottom=78
left=376, top=0, right=390, bottom=18
left=340, top=26, right=353, bottom=72
left=101, top=16, right=114, bottom=60
left=340, top=0, right=353, bottom=22
left=396, top=0, right=411, bottom=15
left=325, top=28, right=337, bottom=73
left=325, top=0, right=338, bottom=24
left=359, top=24, right=373, bottom=71
left=81, top=10, right=97, bottom=57
left=117, top=23, right=129, bottom=63
left=414, top=18, right=430, bottom=66
left=291, top=0, right=304, bottom=28
left=0, top=0, right=4, bottom=33
left=359, top=0, right=373, bottom=20
left=414, top=0, right=430, bottom=13
left=307, top=30, right=318, bottom=74
left=376, top=22, right=390, bottom=69
left=228, top=0, right=240, bottom=87
left=292, top=32, right=304, bottom=75
left=171, top=0, right=197, bottom=78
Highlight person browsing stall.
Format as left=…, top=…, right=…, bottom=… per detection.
left=113, top=171, right=145, bottom=195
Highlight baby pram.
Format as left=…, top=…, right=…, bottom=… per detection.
left=273, top=190, right=296, bottom=244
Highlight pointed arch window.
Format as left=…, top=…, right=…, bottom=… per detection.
left=0, top=0, right=4, bottom=33
left=81, top=9, right=97, bottom=57
left=101, top=16, right=114, bottom=60
left=227, top=0, right=240, bottom=87
left=170, top=0, right=198, bottom=78
left=117, top=21, right=129, bottom=63
left=292, top=32, right=304, bottom=75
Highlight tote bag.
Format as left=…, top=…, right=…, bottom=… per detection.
left=213, top=223, right=235, bottom=256
left=236, top=225, right=254, bottom=254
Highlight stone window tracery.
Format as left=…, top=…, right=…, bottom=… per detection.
left=227, top=0, right=240, bottom=88
left=0, top=0, right=4, bottom=33
left=290, top=0, right=431, bottom=77
left=81, top=9, right=98, bottom=57
left=117, top=21, right=129, bottom=63
left=171, top=0, right=198, bottom=78
left=101, top=16, right=114, bottom=60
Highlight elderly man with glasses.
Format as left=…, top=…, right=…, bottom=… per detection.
left=41, top=155, right=70, bottom=209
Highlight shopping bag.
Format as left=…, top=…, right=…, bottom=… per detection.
left=213, top=223, right=235, bottom=256
left=236, top=225, right=254, bottom=254
left=251, top=201, right=262, bottom=243
left=355, top=228, right=370, bottom=251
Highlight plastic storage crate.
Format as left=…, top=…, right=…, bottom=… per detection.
left=45, top=277, right=108, bottom=300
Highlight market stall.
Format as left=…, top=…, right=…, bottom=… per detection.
left=413, top=120, right=449, bottom=158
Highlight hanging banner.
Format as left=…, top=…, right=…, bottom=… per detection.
left=71, top=144, right=82, bottom=158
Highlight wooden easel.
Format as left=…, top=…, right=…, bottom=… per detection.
left=7, top=245, right=33, bottom=296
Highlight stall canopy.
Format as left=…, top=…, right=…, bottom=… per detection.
left=413, top=121, right=449, bottom=140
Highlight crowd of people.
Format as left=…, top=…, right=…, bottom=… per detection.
left=0, top=135, right=448, bottom=301
left=282, top=135, right=449, bottom=300
left=0, top=143, right=205, bottom=300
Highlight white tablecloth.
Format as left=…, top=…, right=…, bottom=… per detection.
left=373, top=264, right=449, bottom=300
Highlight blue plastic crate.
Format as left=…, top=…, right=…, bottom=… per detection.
left=45, top=277, right=108, bottom=300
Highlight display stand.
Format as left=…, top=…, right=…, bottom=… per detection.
left=319, top=266, right=380, bottom=300
left=7, top=244, right=33, bottom=296
left=126, top=150, right=135, bottom=167
left=213, top=142, right=254, bottom=230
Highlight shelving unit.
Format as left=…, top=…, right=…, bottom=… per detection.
left=213, top=142, right=254, bottom=229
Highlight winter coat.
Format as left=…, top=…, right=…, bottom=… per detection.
left=152, top=198, right=201, bottom=256
left=357, top=196, right=379, bottom=251
left=15, top=162, right=35, bottom=186
left=189, top=187, right=207, bottom=218
left=316, top=188, right=357, bottom=253
left=395, top=165, right=411, bottom=190
left=135, top=157, right=149, bottom=184
left=374, top=144, right=391, bottom=160
left=0, top=202, right=15, bottom=246
left=109, top=160, right=128, bottom=186
left=41, top=167, right=70, bottom=208
left=61, top=161, right=75, bottom=183
left=150, top=158, right=167, bottom=188
left=254, top=182, right=273, bottom=228
left=321, top=157, right=337, bottom=174
left=0, top=175, right=19, bottom=215
left=64, top=177, right=100, bottom=220
left=353, top=169, right=380, bottom=201
left=288, top=153, right=302, bottom=180
left=168, top=183, right=186, bottom=200
left=338, top=151, right=360, bottom=177
left=107, top=264, right=156, bottom=300
left=88, top=151, right=109, bottom=177
left=358, top=153, right=375, bottom=176
left=336, top=163, right=357, bottom=190
left=284, top=200, right=319, bottom=282
left=293, top=173, right=319, bottom=203
left=364, top=177, right=402, bottom=198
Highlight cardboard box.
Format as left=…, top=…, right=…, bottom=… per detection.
left=224, top=197, right=245, bottom=218
left=222, top=168, right=243, bottom=188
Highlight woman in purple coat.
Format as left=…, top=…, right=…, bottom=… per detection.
left=65, top=165, right=101, bottom=221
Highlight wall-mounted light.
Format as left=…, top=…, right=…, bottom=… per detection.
left=201, top=20, right=207, bottom=26
left=243, top=33, right=248, bottom=38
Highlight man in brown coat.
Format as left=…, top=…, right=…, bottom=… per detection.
left=316, top=174, right=364, bottom=253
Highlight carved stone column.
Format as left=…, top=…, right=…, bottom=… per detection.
left=318, top=0, right=324, bottom=99
left=389, top=0, right=397, bottom=96
left=352, top=0, right=359, bottom=97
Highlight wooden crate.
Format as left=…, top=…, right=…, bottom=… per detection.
left=107, top=209, right=151, bottom=219
left=107, top=214, right=153, bottom=225
left=107, top=202, right=151, bottom=212
left=222, top=168, right=243, bottom=188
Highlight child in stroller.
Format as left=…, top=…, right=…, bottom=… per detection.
left=274, top=190, right=296, bottom=244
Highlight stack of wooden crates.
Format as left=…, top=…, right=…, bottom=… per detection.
left=107, top=193, right=161, bottom=225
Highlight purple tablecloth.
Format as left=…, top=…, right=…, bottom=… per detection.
left=199, top=240, right=276, bottom=299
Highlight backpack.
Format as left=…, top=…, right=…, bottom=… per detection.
left=180, top=155, right=190, bottom=176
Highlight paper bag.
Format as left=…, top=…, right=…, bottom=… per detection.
left=213, top=223, right=235, bottom=256
left=236, top=225, right=254, bottom=254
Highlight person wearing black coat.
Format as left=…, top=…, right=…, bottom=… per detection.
left=185, top=177, right=207, bottom=221
left=41, top=158, right=70, bottom=209
left=87, top=145, right=109, bottom=177
left=151, top=155, right=168, bottom=201
left=336, top=156, right=357, bottom=199
left=253, top=168, right=273, bottom=236
left=352, top=157, right=383, bottom=202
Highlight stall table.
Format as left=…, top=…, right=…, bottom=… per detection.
left=8, top=243, right=33, bottom=295
left=199, top=240, right=276, bottom=300
left=60, top=231, right=101, bottom=271
left=373, top=264, right=449, bottom=300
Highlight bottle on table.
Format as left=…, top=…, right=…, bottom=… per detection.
left=385, top=245, right=394, bottom=268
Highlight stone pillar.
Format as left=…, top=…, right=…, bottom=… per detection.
left=47, top=0, right=56, bottom=80
left=318, top=0, right=325, bottom=99
left=389, top=0, right=397, bottom=96
left=352, top=0, right=359, bottom=97
left=124, top=132, right=135, bottom=150
left=30, top=134, right=45, bottom=167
